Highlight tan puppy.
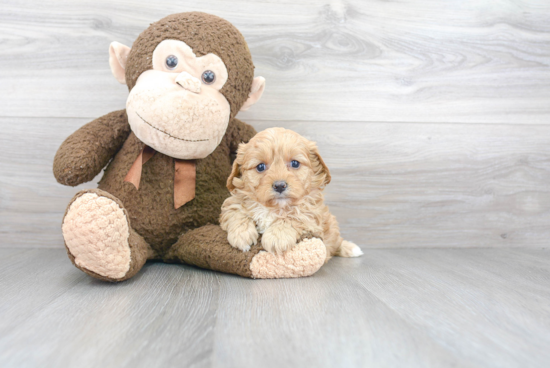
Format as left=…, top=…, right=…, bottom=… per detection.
left=220, top=127, right=363, bottom=261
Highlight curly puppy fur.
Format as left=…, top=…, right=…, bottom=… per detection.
left=220, top=127, right=363, bottom=261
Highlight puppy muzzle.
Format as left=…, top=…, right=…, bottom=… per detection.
left=272, top=180, right=287, bottom=194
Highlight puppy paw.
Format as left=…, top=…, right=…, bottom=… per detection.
left=261, top=228, right=299, bottom=254
left=227, top=221, right=259, bottom=252
left=338, top=240, right=363, bottom=257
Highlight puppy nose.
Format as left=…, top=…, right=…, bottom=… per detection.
left=273, top=181, right=287, bottom=193
left=175, top=71, right=201, bottom=93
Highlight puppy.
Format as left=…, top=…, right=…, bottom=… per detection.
left=220, top=127, right=363, bottom=261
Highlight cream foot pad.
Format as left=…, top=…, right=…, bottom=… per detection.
left=62, top=193, right=131, bottom=279
left=250, top=238, right=327, bottom=279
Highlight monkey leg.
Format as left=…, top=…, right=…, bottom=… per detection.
left=62, top=189, right=154, bottom=282
left=164, top=225, right=326, bottom=279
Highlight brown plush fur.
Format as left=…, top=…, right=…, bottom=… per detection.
left=220, top=128, right=362, bottom=261
left=164, top=224, right=264, bottom=278
left=125, top=12, right=254, bottom=120
left=53, top=12, right=261, bottom=281
left=53, top=110, right=131, bottom=186
left=96, top=114, right=256, bottom=255
left=54, top=110, right=256, bottom=256
left=54, top=12, right=329, bottom=281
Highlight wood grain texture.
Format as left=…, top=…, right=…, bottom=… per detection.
left=0, top=248, right=220, bottom=368
left=0, top=0, right=549, bottom=123
left=1, top=248, right=549, bottom=368
left=3, top=117, right=550, bottom=249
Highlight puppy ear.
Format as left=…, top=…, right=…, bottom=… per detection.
left=309, top=142, right=331, bottom=187
left=227, top=143, right=247, bottom=191
left=227, top=160, right=242, bottom=192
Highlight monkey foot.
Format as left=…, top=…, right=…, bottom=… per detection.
left=62, top=189, right=136, bottom=281
left=249, top=237, right=327, bottom=279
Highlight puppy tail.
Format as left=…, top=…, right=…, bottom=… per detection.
left=337, top=240, right=363, bottom=258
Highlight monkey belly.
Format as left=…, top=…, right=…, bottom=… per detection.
left=98, top=133, right=233, bottom=256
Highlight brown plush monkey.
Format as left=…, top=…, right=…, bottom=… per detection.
left=53, top=12, right=327, bottom=281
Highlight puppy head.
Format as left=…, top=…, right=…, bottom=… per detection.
left=227, top=127, right=331, bottom=208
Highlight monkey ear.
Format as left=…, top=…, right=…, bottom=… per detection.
left=109, top=42, right=131, bottom=85
left=309, top=142, right=332, bottom=187
left=240, top=77, right=266, bottom=111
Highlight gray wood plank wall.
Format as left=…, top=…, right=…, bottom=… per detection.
left=1, top=0, right=550, bottom=248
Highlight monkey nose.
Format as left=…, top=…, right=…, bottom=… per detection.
left=175, top=72, right=201, bottom=93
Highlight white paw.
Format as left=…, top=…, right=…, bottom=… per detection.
left=227, top=221, right=258, bottom=252
left=261, top=229, right=297, bottom=254
left=339, top=240, right=363, bottom=258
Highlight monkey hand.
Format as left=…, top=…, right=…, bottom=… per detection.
left=53, top=110, right=130, bottom=186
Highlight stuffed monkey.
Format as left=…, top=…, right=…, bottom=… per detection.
left=53, top=12, right=326, bottom=281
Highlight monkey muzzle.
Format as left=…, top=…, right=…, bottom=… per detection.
left=125, top=69, right=231, bottom=160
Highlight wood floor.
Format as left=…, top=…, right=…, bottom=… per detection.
left=1, top=247, right=549, bottom=368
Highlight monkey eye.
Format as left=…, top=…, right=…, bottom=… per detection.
left=201, top=70, right=216, bottom=84
left=291, top=160, right=300, bottom=168
left=165, top=55, right=178, bottom=70
left=256, top=163, right=266, bottom=172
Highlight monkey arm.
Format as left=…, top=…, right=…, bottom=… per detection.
left=53, top=110, right=131, bottom=186
left=227, top=117, right=257, bottom=154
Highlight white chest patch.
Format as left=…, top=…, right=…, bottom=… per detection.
left=249, top=204, right=278, bottom=234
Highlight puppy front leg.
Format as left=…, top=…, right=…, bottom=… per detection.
left=223, top=215, right=258, bottom=252
left=220, top=204, right=258, bottom=252
left=262, top=220, right=299, bottom=254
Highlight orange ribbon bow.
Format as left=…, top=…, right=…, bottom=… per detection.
left=124, top=145, right=196, bottom=209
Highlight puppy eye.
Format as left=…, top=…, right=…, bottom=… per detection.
left=201, top=70, right=216, bottom=84
left=256, top=163, right=266, bottom=172
left=291, top=160, right=300, bottom=168
left=165, top=55, right=178, bottom=69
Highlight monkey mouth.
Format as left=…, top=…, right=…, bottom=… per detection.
left=136, top=112, right=209, bottom=142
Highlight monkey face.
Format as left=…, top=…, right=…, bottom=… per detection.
left=125, top=40, right=231, bottom=159
left=109, top=12, right=266, bottom=159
